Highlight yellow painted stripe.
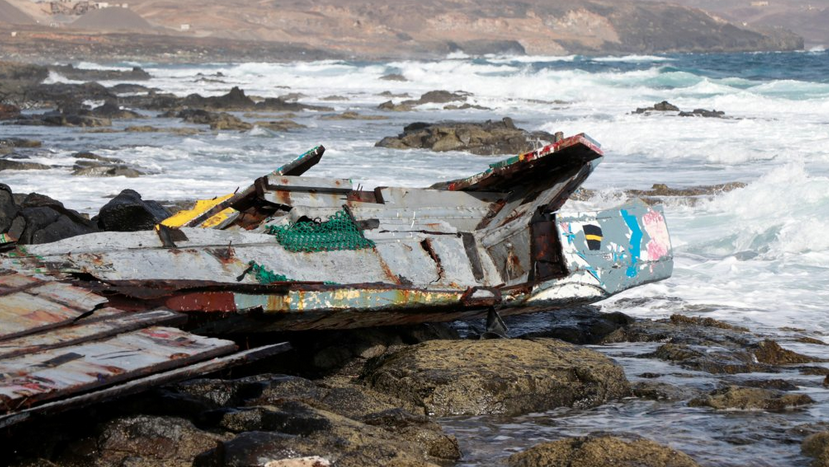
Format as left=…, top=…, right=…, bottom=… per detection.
left=585, top=234, right=602, bottom=241
left=161, top=193, right=234, bottom=228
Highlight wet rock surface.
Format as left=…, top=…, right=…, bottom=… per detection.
left=254, top=120, right=306, bottom=132
left=376, top=117, right=555, bottom=155
left=0, top=191, right=98, bottom=244
left=688, top=385, right=815, bottom=411
left=508, top=434, right=701, bottom=467
left=49, top=64, right=152, bottom=82
left=363, top=338, right=630, bottom=416
left=378, top=90, right=472, bottom=111
left=72, top=152, right=146, bottom=178
left=602, top=314, right=825, bottom=374
left=95, top=189, right=172, bottom=231
left=168, top=108, right=253, bottom=131
left=91, top=100, right=144, bottom=119
left=0, top=160, right=51, bottom=171
left=5, top=371, right=460, bottom=467
left=803, top=432, right=829, bottom=467
left=633, top=100, right=727, bottom=118
left=319, top=111, right=388, bottom=121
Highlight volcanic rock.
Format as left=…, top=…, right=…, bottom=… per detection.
left=95, top=189, right=171, bottom=231
left=171, top=108, right=253, bottom=131
left=0, top=184, right=18, bottom=232
left=634, top=101, right=680, bottom=113
left=379, top=73, right=407, bottom=82
left=49, top=64, right=151, bottom=81
left=26, top=82, right=115, bottom=107
left=183, top=86, right=255, bottom=110
left=508, top=434, right=700, bottom=467
left=165, top=373, right=461, bottom=466
left=631, top=381, right=702, bottom=402
left=319, top=111, right=388, bottom=121
left=109, top=83, right=153, bottom=94
left=72, top=162, right=145, bottom=178
left=378, top=89, right=471, bottom=111
left=679, top=109, right=726, bottom=118
left=0, top=138, right=41, bottom=149
left=0, top=103, right=20, bottom=120
left=0, top=160, right=50, bottom=171
left=688, top=385, right=815, bottom=411
left=11, top=192, right=98, bottom=244
left=77, top=415, right=230, bottom=466
left=92, top=100, right=144, bottom=119
left=254, top=120, right=305, bottom=132
left=376, top=117, right=555, bottom=155
left=803, top=431, right=829, bottom=467
left=363, top=338, right=630, bottom=416
left=125, top=125, right=161, bottom=132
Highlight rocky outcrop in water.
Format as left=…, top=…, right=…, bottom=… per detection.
left=508, top=434, right=700, bottom=467
left=49, top=64, right=151, bottom=81
left=376, top=117, right=556, bottom=155
left=634, top=101, right=727, bottom=118
left=604, top=314, right=825, bottom=374
left=378, top=90, right=472, bottom=111
left=688, top=385, right=814, bottom=411
left=803, top=432, right=829, bottom=467
left=363, top=338, right=630, bottom=416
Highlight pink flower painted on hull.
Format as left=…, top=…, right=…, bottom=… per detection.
left=643, top=210, right=670, bottom=261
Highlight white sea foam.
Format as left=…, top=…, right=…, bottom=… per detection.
left=3, top=54, right=828, bottom=336
left=591, top=54, right=674, bottom=63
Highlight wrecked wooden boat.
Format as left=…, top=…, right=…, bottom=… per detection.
left=2, top=134, right=673, bottom=334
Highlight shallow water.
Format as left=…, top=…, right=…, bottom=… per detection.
left=3, top=51, right=829, bottom=465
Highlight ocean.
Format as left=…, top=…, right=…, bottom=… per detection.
left=3, top=49, right=829, bottom=465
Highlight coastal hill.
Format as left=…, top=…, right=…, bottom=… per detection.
left=0, top=0, right=804, bottom=61
left=635, top=0, right=828, bottom=49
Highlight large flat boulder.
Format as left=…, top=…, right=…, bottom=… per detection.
left=376, top=117, right=555, bottom=156
left=508, top=434, right=700, bottom=467
left=362, top=338, right=630, bottom=416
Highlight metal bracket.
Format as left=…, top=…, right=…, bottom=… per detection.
left=482, top=306, right=509, bottom=339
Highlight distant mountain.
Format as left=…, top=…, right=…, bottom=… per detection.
left=0, top=0, right=805, bottom=61
left=70, top=7, right=155, bottom=31
left=0, top=0, right=34, bottom=25
left=634, top=0, right=827, bottom=48
left=121, top=0, right=803, bottom=56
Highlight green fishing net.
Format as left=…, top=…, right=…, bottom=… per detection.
left=264, top=209, right=375, bottom=253
left=244, top=260, right=291, bottom=284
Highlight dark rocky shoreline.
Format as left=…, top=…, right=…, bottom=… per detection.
left=3, top=308, right=827, bottom=466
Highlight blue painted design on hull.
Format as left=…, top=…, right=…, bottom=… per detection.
left=620, top=209, right=642, bottom=278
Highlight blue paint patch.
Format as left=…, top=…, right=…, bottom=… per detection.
left=562, top=223, right=576, bottom=245
left=620, top=209, right=642, bottom=278
left=585, top=266, right=601, bottom=284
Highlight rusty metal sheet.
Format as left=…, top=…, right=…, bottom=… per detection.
left=431, top=134, right=603, bottom=192
left=0, top=309, right=184, bottom=360
left=0, top=271, right=109, bottom=341
left=0, top=342, right=290, bottom=429
left=0, top=326, right=237, bottom=414
left=265, top=175, right=353, bottom=193
left=375, top=187, right=504, bottom=208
